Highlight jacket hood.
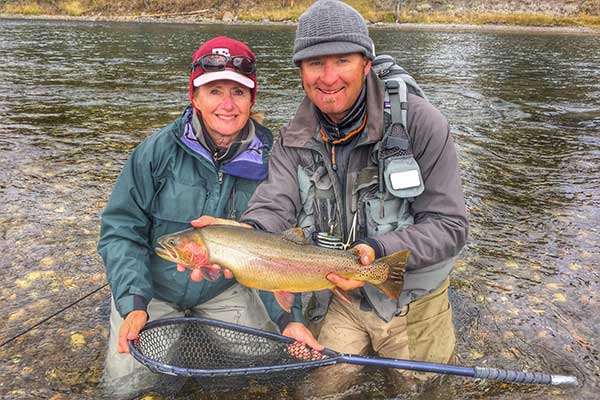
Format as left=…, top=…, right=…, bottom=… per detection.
left=176, top=107, right=271, bottom=181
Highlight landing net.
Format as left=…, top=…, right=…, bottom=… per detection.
left=128, top=317, right=339, bottom=393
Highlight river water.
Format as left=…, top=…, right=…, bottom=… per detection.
left=0, top=18, right=598, bottom=400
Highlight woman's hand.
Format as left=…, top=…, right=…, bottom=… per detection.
left=176, top=216, right=252, bottom=281
left=118, top=310, right=148, bottom=353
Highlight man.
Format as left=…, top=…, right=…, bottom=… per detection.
left=238, top=0, right=468, bottom=393
left=184, top=0, right=467, bottom=393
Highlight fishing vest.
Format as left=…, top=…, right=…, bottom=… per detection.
left=299, top=55, right=454, bottom=323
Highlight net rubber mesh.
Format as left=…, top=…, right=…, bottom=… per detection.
left=129, top=318, right=337, bottom=395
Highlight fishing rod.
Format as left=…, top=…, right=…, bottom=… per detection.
left=0, top=283, right=109, bottom=348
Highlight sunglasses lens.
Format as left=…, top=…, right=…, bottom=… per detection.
left=193, top=55, right=255, bottom=76
left=232, top=57, right=255, bottom=75
left=200, top=54, right=228, bottom=71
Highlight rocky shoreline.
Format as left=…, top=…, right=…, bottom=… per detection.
left=2, top=13, right=599, bottom=35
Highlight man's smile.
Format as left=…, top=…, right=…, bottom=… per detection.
left=319, top=87, right=344, bottom=95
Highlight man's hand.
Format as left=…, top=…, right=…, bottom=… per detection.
left=326, top=243, right=375, bottom=291
left=282, top=322, right=324, bottom=351
left=177, top=216, right=253, bottom=281
left=191, top=215, right=252, bottom=229
left=118, top=310, right=148, bottom=353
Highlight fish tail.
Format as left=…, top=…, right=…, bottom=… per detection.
left=374, top=249, right=410, bottom=299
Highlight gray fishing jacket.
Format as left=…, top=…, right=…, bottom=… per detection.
left=241, top=70, right=468, bottom=322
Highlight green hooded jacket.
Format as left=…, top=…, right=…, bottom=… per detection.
left=98, top=107, right=303, bottom=329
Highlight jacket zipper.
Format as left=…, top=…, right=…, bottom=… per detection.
left=311, top=144, right=348, bottom=241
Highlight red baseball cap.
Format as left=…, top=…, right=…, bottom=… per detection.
left=189, top=36, right=258, bottom=104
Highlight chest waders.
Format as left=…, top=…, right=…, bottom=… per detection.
left=300, top=56, right=455, bottom=323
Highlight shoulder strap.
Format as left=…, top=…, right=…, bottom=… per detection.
left=384, top=79, right=409, bottom=151
left=376, top=79, right=412, bottom=194
left=373, top=54, right=429, bottom=153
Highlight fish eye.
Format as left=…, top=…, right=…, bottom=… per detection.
left=168, top=239, right=176, bottom=246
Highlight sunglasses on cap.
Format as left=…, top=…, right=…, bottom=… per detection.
left=191, top=54, right=256, bottom=76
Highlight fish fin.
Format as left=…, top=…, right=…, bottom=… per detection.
left=281, top=227, right=310, bottom=245
left=273, top=290, right=295, bottom=313
left=200, top=265, right=222, bottom=282
left=375, top=249, right=410, bottom=300
left=375, top=279, right=403, bottom=300
left=330, top=287, right=351, bottom=304
left=349, top=247, right=361, bottom=257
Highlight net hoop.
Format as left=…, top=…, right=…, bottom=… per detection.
left=128, top=317, right=339, bottom=377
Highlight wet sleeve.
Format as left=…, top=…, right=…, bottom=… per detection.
left=97, top=143, right=156, bottom=318
left=371, top=96, right=469, bottom=269
left=240, top=133, right=302, bottom=233
left=258, top=291, right=306, bottom=331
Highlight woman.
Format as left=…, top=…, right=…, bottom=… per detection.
left=97, top=36, right=303, bottom=398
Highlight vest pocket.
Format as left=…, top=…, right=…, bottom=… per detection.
left=366, top=196, right=400, bottom=235
left=297, top=165, right=340, bottom=236
left=361, top=191, right=414, bottom=237
left=384, top=156, right=424, bottom=198
left=297, top=165, right=316, bottom=227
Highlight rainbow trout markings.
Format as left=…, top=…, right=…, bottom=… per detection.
left=155, top=225, right=409, bottom=312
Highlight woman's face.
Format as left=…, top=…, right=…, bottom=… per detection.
left=192, top=79, right=252, bottom=146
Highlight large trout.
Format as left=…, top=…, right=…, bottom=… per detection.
left=155, top=225, right=409, bottom=312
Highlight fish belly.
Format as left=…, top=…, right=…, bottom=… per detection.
left=203, top=227, right=370, bottom=292
left=232, top=256, right=335, bottom=292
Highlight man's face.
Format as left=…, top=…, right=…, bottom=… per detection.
left=300, top=53, right=371, bottom=123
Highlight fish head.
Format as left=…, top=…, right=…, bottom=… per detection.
left=155, top=229, right=208, bottom=267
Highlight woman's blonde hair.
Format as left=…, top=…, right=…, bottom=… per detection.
left=250, top=111, right=265, bottom=124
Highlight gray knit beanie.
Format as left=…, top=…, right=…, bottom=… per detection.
left=293, top=0, right=375, bottom=65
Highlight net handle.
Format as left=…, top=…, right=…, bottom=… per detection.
left=339, top=355, right=577, bottom=386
